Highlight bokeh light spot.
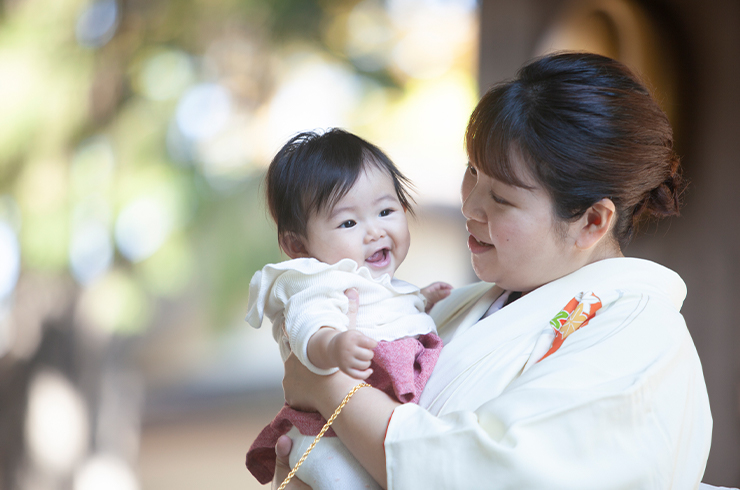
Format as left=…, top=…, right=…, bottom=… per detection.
left=0, top=195, right=21, bottom=234
left=21, top=209, right=69, bottom=271
left=0, top=221, right=20, bottom=299
left=74, top=454, right=139, bottom=490
left=175, top=83, right=232, bottom=141
left=25, top=369, right=89, bottom=474
left=136, top=233, right=194, bottom=298
left=115, top=196, right=173, bottom=263
left=71, top=136, right=116, bottom=198
left=70, top=220, right=113, bottom=285
left=198, top=114, right=259, bottom=188
left=76, top=0, right=119, bottom=48
left=137, top=49, right=195, bottom=101
left=267, top=55, right=361, bottom=147
left=345, top=0, right=394, bottom=71
left=77, top=270, right=151, bottom=334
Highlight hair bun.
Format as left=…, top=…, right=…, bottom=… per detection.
left=633, top=155, right=685, bottom=225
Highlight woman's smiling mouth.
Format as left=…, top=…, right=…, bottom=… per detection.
left=467, top=234, right=494, bottom=254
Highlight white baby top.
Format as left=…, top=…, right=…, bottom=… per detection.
left=246, top=257, right=437, bottom=375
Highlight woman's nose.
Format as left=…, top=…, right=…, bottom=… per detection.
left=461, top=180, right=485, bottom=222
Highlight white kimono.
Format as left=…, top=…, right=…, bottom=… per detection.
left=385, top=257, right=712, bottom=489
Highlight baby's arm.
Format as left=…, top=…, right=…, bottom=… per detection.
left=307, top=328, right=378, bottom=380
left=420, top=281, right=453, bottom=313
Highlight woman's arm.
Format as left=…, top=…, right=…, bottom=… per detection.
left=282, top=288, right=400, bottom=488
left=282, top=354, right=400, bottom=488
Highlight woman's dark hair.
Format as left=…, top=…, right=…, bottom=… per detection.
left=466, top=52, right=685, bottom=248
left=266, top=128, right=414, bottom=250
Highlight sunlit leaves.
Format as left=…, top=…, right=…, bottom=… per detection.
left=0, top=0, right=478, bottom=338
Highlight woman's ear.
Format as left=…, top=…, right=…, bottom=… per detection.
left=280, top=233, right=309, bottom=259
left=574, top=198, right=617, bottom=250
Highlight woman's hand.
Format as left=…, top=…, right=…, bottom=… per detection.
left=283, top=353, right=357, bottom=415
left=272, top=435, right=310, bottom=490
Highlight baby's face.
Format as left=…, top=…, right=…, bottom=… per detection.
left=303, top=166, right=410, bottom=279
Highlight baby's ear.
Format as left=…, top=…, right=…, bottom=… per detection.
left=280, top=233, right=309, bottom=259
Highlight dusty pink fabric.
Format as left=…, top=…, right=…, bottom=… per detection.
left=246, top=332, right=443, bottom=484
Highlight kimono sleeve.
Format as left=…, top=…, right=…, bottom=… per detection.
left=385, top=390, right=649, bottom=489
left=384, top=335, right=711, bottom=489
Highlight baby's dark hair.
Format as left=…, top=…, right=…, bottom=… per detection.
left=266, top=128, right=415, bottom=250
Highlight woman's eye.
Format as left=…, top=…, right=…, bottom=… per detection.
left=467, top=163, right=478, bottom=176
left=379, top=209, right=393, bottom=217
left=339, top=220, right=356, bottom=228
left=489, top=191, right=509, bottom=205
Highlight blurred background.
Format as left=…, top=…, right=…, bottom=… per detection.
left=0, top=0, right=737, bottom=488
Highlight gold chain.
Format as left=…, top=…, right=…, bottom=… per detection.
left=277, top=382, right=371, bottom=490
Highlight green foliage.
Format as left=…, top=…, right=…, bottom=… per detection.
left=0, top=0, right=331, bottom=333
left=0, top=0, right=475, bottom=335
left=192, top=173, right=282, bottom=329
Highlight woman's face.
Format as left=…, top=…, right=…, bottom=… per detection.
left=461, top=154, right=582, bottom=292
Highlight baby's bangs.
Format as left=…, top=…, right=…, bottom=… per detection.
left=308, top=168, right=360, bottom=216
left=361, top=150, right=417, bottom=216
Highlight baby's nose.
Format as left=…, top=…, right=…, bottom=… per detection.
left=365, top=225, right=385, bottom=241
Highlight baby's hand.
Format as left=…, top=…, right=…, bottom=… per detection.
left=328, top=330, right=377, bottom=380
left=421, top=281, right=453, bottom=313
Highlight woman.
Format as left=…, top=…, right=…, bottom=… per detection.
left=273, top=52, right=713, bottom=489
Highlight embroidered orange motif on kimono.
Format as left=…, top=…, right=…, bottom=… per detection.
left=539, top=291, right=602, bottom=362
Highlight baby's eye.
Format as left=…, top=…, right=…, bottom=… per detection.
left=379, top=209, right=393, bottom=217
left=339, top=220, right=356, bottom=228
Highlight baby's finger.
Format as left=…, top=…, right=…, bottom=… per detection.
left=348, top=356, right=372, bottom=370
left=346, top=367, right=373, bottom=380
left=352, top=347, right=375, bottom=362
left=355, top=335, right=378, bottom=350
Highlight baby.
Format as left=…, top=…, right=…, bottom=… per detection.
left=245, top=129, right=451, bottom=489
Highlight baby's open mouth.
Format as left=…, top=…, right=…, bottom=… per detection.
left=366, top=248, right=389, bottom=264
